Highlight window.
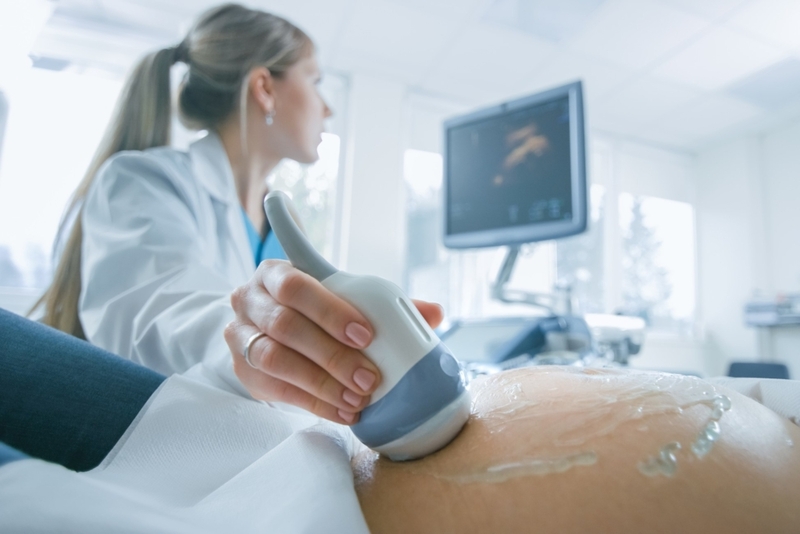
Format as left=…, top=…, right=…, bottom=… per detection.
left=0, top=68, right=122, bottom=291
left=556, top=185, right=605, bottom=313
left=619, top=193, right=696, bottom=333
left=268, top=132, right=341, bottom=260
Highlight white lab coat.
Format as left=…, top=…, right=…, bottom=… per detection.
left=0, top=365, right=370, bottom=533
left=80, top=132, right=256, bottom=376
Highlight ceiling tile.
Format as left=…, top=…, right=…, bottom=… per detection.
left=569, top=0, right=708, bottom=70
left=329, top=50, right=419, bottom=86
left=483, top=0, right=607, bottom=43
left=653, top=26, right=787, bottom=90
left=648, top=94, right=761, bottom=142
left=420, top=21, right=555, bottom=103
left=592, top=75, right=702, bottom=132
left=727, top=0, right=800, bottom=51
left=257, top=0, right=355, bottom=50
left=416, top=69, right=527, bottom=108
left=655, top=0, right=751, bottom=20
left=334, top=0, right=461, bottom=81
left=622, top=127, right=695, bottom=151
left=383, top=0, right=490, bottom=21
left=519, top=48, right=633, bottom=103
left=726, top=57, right=800, bottom=110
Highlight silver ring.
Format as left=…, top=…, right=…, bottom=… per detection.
left=243, top=332, right=267, bottom=369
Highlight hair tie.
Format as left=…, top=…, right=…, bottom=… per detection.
left=170, top=41, right=189, bottom=64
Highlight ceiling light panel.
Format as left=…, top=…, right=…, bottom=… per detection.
left=31, top=3, right=176, bottom=77
left=569, top=0, right=708, bottom=70
left=94, top=0, right=187, bottom=38
left=33, top=24, right=149, bottom=77
left=653, top=26, right=787, bottom=90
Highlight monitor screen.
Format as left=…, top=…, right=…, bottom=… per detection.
left=443, top=81, right=587, bottom=249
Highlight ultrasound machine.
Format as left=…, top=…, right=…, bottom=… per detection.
left=437, top=81, right=645, bottom=371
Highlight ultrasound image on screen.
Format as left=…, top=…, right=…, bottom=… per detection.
left=447, top=95, right=572, bottom=236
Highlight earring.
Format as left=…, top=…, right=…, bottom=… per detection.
left=265, top=110, right=275, bottom=126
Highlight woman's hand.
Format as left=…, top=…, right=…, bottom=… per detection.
left=224, top=260, right=444, bottom=425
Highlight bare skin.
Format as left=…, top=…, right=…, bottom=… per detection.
left=354, top=367, right=800, bottom=533
left=217, top=53, right=331, bottom=233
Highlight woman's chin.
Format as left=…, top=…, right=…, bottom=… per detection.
left=298, top=151, right=320, bottom=165
left=284, top=143, right=319, bottom=164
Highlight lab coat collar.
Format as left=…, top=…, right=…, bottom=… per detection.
left=189, top=131, right=255, bottom=281
left=190, top=131, right=237, bottom=205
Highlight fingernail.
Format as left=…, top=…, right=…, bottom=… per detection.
left=345, top=322, right=371, bottom=348
left=342, top=389, right=362, bottom=408
left=353, top=368, right=377, bottom=392
left=338, top=410, right=356, bottom=424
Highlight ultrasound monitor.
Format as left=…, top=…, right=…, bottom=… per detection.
left=443, top=81, right=587, bottom=249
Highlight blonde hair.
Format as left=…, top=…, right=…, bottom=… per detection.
left=33, top=3, right=312, bottom=338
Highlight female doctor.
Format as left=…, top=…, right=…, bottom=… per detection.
left=35, top=3, right=443, bottom=425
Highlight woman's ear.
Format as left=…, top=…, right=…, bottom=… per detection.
left=248, top=67, right=275, bottom=116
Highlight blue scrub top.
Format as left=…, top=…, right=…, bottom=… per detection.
left=241, top=208, right=287, bottom=267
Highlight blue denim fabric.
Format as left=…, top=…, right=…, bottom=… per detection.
left=0, top=441, right=27, bottom=467
left=0, top=308, right=165, bottom=471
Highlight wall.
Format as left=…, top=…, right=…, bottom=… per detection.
left=337, top=74, right=406, bottom=285
left=0, top=90, right=7, bottom=170
left=695, top=137, right=761, bottom=375
left=695, top=122, right=800, bottom=378
left=762, top=122, right=800, bottom=292
left=760, top=121, right=800, bottom=378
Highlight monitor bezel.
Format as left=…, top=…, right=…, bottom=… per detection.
left=442, top=80, right=587, bottom=249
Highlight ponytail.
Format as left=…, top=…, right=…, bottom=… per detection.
left=32, top=4, right=312, bottom=339
left=31, top=46, right=181, bottom=338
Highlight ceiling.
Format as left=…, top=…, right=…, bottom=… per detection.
left=29, top=0, right=800, bottom=152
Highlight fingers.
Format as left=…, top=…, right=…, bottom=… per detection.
left=240, top=363, right=360, bottom=425
left=226, top=260, right=447, bottom=426
left=234, top=290, right=380, bottom=396
left=243, top=261, right=381, bottom=392
left=226, top=321, right=370, bottom=416
left=227, top=261, right=381, bottom=425
left=412, top=299, right=445, bottom=329
left=256, top=260, right=375, bottom=350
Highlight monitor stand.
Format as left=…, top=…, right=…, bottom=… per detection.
left=481, top=245, right=591, bottom=363
left=439, top=246, right=645, bottom=369
left=491, top=245, right=573, bottom=315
